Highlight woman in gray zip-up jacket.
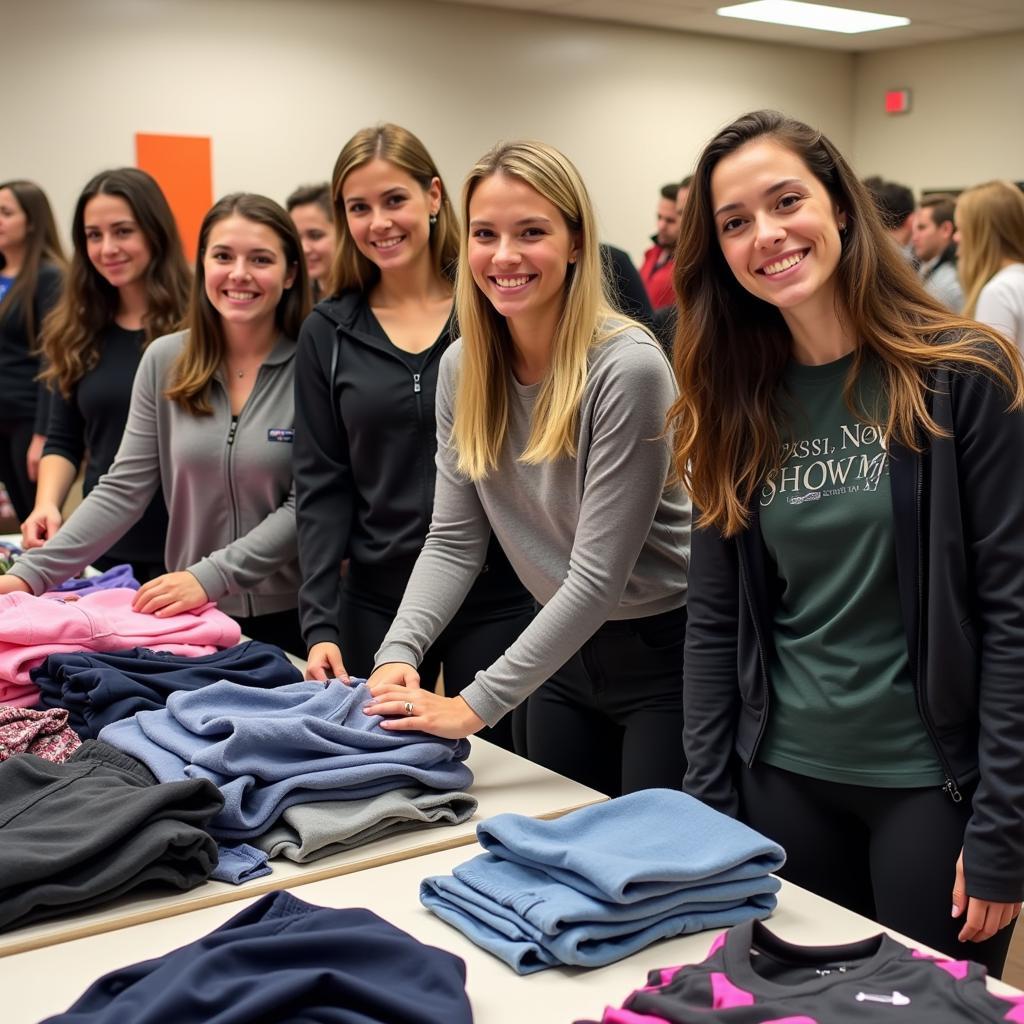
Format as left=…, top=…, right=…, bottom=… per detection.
left=0, top=194, right=310, bottom=655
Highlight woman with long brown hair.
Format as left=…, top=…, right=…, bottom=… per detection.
left=670, top=109, right=1024, bottom=974
left=0, top=179, right=65, bottom=521
left=293, top=124, right=534, bottom=751
left=21, top=168, right=190, bottom=579
left=956, top=180, right=1024, bottom=350
left=0, top=193, right=308, bottom=654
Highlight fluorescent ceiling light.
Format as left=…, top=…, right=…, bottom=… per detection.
left=717, top=1, right=910, bottom=34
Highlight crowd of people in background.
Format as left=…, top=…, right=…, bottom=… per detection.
left=1, top=112, right=1024, bottom=978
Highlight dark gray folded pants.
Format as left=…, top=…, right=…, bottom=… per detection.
left=0, top=740, right=222, bottom=932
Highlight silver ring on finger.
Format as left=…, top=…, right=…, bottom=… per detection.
left=403, top=701, right=414, bottom=716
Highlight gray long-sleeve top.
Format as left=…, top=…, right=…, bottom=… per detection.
left=8, top=330, right=299, bottom=617
left=375, top=326, right=691, bottom=725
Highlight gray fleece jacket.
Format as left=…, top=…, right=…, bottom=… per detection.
left=9, top=330, right=299, bottom=617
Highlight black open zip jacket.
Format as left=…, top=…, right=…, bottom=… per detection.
left=683, top=358, right=1024, bottom=903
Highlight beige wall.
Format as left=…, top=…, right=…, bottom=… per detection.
left=852, top=32, right=1024, bottom=194
left=4, top=0, right=853, bottom=263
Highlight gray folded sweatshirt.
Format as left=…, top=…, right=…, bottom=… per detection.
left=9, top=330, right=299, bottom=618
left=375, top=326, right=691, bottom=725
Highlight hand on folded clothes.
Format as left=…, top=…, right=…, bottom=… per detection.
left=132, top=571, right=209, bottom=617
left=0, top=574, right=31, bottom=595
left=305, top=641, right=351, bottom=683
left=364, top=686, right=487, bottom=740
left=367, top=661, right=421, bottom=696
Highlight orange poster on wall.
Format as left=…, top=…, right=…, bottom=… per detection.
left=135, top=133, right=213, bottom=262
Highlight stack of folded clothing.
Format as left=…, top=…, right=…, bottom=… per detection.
left=41, top=891, right=473, bottom=1024
left=43, top=563, right=140, bottom=596
left=0, top=740, right=222, bottom=932
left=0, top=589, right=241, bottom=707
left=420, top=790, right=785, bottom=974
left=99, top=680, right=477, bottom=846
left=32, top=640, right=303, bottom=739
left=0, top=705, right=80, bottom=763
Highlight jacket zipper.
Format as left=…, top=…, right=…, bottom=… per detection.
left=738, top=545, right=772, bottom=764
left=910, top=448, right=962, bottom=803
left=225, top=402, right=254, bottom=619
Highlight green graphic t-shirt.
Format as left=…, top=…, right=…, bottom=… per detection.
left=757, top=352, right=943, bottom=787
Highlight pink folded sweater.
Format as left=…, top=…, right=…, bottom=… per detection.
left=0, top=589, right=241, bottom=707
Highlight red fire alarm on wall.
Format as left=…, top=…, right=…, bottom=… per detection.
left=885, top=89, right=912, bottom=114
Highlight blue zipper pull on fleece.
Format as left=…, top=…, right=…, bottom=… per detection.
left=413, top=373, right=422, bottom=394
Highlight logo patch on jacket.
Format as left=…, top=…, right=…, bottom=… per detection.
left=267, top=428, right=294, bottom=443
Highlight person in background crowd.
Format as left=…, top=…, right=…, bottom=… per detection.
left=21, top=168, right=190, bottom=580
left=911, top=194, right=963, bottom=311
left=639, top=182, right=680, bottom=309
left=0, top=180, right=66, bottom=521
left=863, top=175, right=916, bottom=265
left=287, top=183, right=337, bottom=302
left=294, top=124, right=534, bottom=752
left=364, top=140, right=691, bottom=797
left=651, top=174, right=695, bottom=355
left=0, top=194, right=309, bottom=655
left=956, top=180, right=1024, bottom=351
left=601, top=243, right=654, bottom=328
left=672, top=109, right=1024, bottom=976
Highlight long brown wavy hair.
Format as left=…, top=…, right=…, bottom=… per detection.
left=40, top=168, right=191, bottom=398
left=667, top=110, right=1024, bottom=537
left=0, top=180, right=66, bottom=348
left=165, top=193, right=310, bottom=415
left=328, top=123, right=459, bottom=295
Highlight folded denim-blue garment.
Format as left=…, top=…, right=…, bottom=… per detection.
left=99, top=680, right=473, bottom=840
left=420, top=789, right=784, bottom=973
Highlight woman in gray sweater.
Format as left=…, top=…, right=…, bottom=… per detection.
left=365, top=142, right=691, bottom=796
left=0, top=194, right=310, bottom=655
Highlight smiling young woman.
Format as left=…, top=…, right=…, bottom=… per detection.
left=363, top=141, right=691, bottom=797
left=293, top=124, right=534, bottom=751
left=0, top=180, right=65, bottom=521
left=286, top=183, right=337, bottom=302
left=0, top=193, right=310, bottom=656
left=669, top=109, right=1024, bottom=975
left=21, top=168, right=190, bottom=580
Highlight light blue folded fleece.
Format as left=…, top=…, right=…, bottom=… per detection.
left=420, top=789, right=785, bottom=973
left=99, top=681, right=472, bottom=840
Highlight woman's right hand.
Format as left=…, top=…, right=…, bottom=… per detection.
left=21, top=503, right=63, bottom=549
left=305, top=642, right=351, bottom=683
left=0, top=575, right=32, bottom=595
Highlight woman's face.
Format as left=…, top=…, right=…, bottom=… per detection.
left=341, top=158, right=440, bottom=275
left=202, top=214, right=296, bottom=330
left=710, top=139, right=846, bottom=319
left=0, top=188, right=28, bottom=257
left=289, top=202, right=336, bottom=284
left=466, top=172, right=577, bottom=330
left=83, top=194, right=153, bottom=292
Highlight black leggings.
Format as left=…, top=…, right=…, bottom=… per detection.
left=0, top=418, right=36, bottom=523
left=339, top=556, right=535, bottom=753
left=740, top=761, right=1015, bottom=977
left=523, top=605, right=686, bottom=798
left=235, top=608, right=307, bottom=661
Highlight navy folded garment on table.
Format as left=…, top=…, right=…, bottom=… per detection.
left=42, top=890, right=474, bottom=1024
left=0, top=740, right=221, bottom=933
left=32, top=640, right=303, bottom=738
left=421, top=789, right=785, bottom=973
left=99, top=680, right=473, bottom=840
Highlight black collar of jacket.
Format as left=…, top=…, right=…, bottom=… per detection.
left=312, top=289, right=409, bottom=356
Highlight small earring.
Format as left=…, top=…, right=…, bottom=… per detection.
left=429, top=213, right=438, bottom=226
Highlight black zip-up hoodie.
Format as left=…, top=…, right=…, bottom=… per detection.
left=683, top=355, right=1024, bottom=903
left=294, top=291, right=527, bottom=649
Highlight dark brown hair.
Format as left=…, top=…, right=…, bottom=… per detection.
left=166, top=193, right=310, bottom=415
left=0, top=180, right=66, bottom=347
left=41, top=168, right=191, bottom=398
left=286, top=182, right=332, bottom=220
left=667, top=110, right=1024, bottom=536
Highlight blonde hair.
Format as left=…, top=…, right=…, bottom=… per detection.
left=452, top=140, right=633, bottom=479
left=328, top=124, right=459, bottom=295
left=957, top=181, right=1024, bottom=318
